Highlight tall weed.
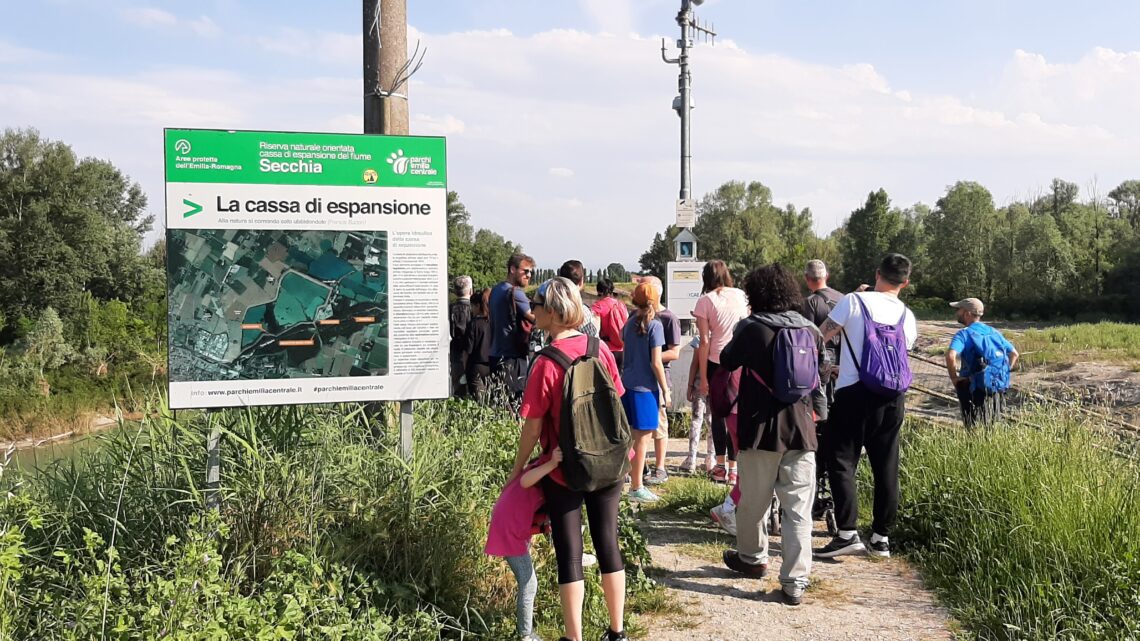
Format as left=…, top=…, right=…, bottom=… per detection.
left=0, top=398, right=657, bottom=639
left=897, top=408, right=1140, bottom=640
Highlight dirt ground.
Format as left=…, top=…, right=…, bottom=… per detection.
left=914, top=320, right=1140, bottom=426
left=640, top=457, right=955, bottom=640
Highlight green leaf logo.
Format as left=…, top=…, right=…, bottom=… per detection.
left=387, top=150, right=409, bottom=175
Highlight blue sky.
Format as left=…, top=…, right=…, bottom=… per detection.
left=3, top=1, right=1139, bottom=269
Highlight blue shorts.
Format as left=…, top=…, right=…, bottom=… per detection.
left=622, top=389, right=660, bottom=430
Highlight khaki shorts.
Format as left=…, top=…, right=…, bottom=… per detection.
left=656, top=401, right=668, bottom=440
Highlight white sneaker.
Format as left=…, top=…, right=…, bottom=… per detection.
left=710, top=504, right=737, bottom=537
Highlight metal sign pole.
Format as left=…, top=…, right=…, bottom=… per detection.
left=205, top=410, right=221, bottom=510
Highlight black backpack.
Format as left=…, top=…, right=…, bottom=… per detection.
left=539, top=337, right=632, bottom=492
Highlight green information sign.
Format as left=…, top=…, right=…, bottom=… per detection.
left=164, top=128, right=449, bottom=410
left=164, top=129, right=446, bottom=188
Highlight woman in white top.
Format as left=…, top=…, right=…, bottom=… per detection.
left=693, top=259, right=749, bottom=483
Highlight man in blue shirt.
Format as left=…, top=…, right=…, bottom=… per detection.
left=490, top=253, right=536, bottom=397
left=945, top=298, right=1020, bottom=427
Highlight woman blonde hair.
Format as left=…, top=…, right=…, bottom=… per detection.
left=534, top=277, right=585, bottom=329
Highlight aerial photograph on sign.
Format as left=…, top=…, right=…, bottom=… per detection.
left=167, top=229, right=389, bottom=382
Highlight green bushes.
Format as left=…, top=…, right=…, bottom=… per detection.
left=0, top=399, right=657, bottom=640
left=896, top=410, right=1140, bottom=640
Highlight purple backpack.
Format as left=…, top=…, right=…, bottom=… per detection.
left=750, top=323, right=820, bottom=404
left=843, top=295, right=912, bottom=397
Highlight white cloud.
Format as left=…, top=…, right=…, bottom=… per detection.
left=0, top=39, right=54, bottom=64
left=399, top=30, right=1138, bottom=265
left=186, top=16, right=221, bottom=39
left=121, top=7, right=177, bottom=27
left=413, top=113, right=465, bottom=136
left=2, top=18, right=1137, bottom=268
left=579, top=0, right=638, bottom=35
left=121, top=7, right=221, bottom=38
left=252, top=28, right=357, bottom=64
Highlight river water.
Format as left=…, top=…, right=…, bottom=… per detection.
left=8, top=432, right=105, bottom=474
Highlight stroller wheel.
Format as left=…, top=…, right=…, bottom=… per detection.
left=825, top=509, right=838, bottom=537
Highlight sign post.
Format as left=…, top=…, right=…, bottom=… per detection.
left=164, top=128, right=448, bottom=411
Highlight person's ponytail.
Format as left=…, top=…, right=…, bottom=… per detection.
left=637, top=304, right=656, bottom=336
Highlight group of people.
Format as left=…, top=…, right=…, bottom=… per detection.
left=449, top=251, right=1018, bottom=641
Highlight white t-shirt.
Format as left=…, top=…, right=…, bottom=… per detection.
left=829, top=292, right=917, bottom=390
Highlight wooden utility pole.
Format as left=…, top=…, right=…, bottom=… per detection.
left=363, top=0, right=410, bottom=136
left=363, top=0, right=413, bottom=459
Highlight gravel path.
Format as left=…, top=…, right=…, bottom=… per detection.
left=637, top=474, right=955, bottom=640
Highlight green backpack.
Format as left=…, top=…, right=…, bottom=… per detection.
left=539, top=337, right=632, bottom=492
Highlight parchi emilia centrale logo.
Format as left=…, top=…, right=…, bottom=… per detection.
left=387, top=150, right=409, bottom=175
left=386, top=149, right=438, bottom=177
left=174, top=139, right=192, bottom=154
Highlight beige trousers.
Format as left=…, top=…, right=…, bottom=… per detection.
left=736, top=448, right=816, bottom=590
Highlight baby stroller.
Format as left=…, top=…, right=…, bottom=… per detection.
left=812, top=418, right=838, bottom=536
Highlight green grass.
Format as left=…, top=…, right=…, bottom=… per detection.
left=896, top=408, right=1140, bottom=640
left=0, top=398, right=660, bottom=640
left=640, top=476, right=726, bottom=517
left=1013, top=322, right=1140, bottom=369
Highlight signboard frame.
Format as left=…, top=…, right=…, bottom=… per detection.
left=164, top=128, right=448, bottom=410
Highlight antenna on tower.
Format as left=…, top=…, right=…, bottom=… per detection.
left=661, top=0, right=717, bottom=225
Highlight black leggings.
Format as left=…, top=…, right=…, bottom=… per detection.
left=541, top=477, right=624, bottom=584
left=707, top=360, right=737, bottom=462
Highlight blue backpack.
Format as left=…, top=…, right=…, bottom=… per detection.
left=843, top=294, right=913, bottom=397
left=964, top=327, right=1012, bottom=394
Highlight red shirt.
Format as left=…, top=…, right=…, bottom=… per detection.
left=591, top=297, right=629, bottom=354
left=520, top=334, right=625, bottom=486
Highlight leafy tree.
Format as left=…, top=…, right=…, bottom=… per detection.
left=638, top=226, right=679, bottom=279
left=1048, top=178, right=1080, bottom=219
left=1108, top=179, right=1140, bottom=228
left=838, top=189, right=905, bottom=291
left=692, top=181, right=785, bottom=277
left=1008, top=213, right=1077, bottom=302
left=605, top=263, right=630, bottom=282
left=0, top=128, right=158, bottom=343
left=23, top=306, right=72, bottom=378
left=445, top=190, right=522, bottom=290
left=924, top=182, right=995, bottom=299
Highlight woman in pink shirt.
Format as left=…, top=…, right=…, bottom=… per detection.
left=693, top=260, right=748, bottom=483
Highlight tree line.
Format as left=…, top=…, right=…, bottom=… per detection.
left=0, top=128, right=166, bottom=414
left=639, top=178, right=1140, bottom=319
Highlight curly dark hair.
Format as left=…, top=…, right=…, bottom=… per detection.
left=743, top=263, right=803, bottom=313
